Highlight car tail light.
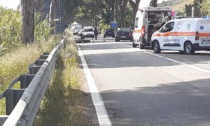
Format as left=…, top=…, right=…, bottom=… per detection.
left=195, top=31, right=199, bottom=40
left=141, top=26, right=145, bottom=36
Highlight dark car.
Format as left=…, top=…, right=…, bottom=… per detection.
left=115, top=28, right=133, bottom=42
left=104, top=29, right=114, bottom=38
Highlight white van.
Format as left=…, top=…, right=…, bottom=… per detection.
left=151, top=18, right=210, bottom=54
left=132, top=6, right=173, bottom=49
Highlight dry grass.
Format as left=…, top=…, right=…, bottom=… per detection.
left=0, top=35, right=60, bottom=114
left=33, top=30, right=91, bottom=126
left=172, top=0, right=194, bottom=13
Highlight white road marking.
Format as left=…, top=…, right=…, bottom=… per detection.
left=118, top=43, right=210, bottom=74
left=77, top=45, right=112, bottom=126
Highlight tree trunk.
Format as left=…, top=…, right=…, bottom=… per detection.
left=49, top=0, right=59, bottom=34
left=119, top=0, right=129, bottom=27
left=21, top=0, right=34, bottom=44
left=150, top=0, right=158, bottom=7
left=129, top=0, right=140, bottom=25
left=115, top=0, right=119, bottom=21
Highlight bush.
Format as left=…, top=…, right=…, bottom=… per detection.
left=0, top=7, right=21, bottom=55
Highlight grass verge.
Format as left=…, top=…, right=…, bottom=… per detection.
left=33, top=30, right=91, bottom=126
left=0, top=35, right=60, bottom=114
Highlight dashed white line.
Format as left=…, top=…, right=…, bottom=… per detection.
left=77, top=44, right=112, bottom=126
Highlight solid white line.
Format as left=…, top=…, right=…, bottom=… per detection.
left=148, top=52, right=210, bottom=74
left=77, top=45, right=112, bottom=126
left=118, top=42, right=210, bottom=74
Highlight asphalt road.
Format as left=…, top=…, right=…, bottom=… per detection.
left=77, top=35, right=210, bottom=126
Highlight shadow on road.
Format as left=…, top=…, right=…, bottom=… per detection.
left=99, top=77, right=210, bottom=125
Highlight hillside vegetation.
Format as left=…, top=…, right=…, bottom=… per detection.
left=172, top=0, right=194, bottom=13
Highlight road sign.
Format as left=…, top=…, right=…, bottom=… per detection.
left=110, top=21, right=118, bottom=28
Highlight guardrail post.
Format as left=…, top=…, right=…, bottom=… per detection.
left=0, top=116, right=8, bottom=126
left=29, top=63, right=41, bottom=74
left=2, top=40, right=64, bottom=126
left=35, top=59, right=46, bottom=66
left=5, top=89, right=25, bottom=115
left=19, top=74, right=35, bottom=89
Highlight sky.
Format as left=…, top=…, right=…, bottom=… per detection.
left=0, top=0, right=20, bottom=10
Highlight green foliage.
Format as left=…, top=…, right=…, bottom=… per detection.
left=34, top=14, right=52, bottom=42
left=125, top=4, right=133, bottom=27
left=0, top=35, right=60, bottom=114
left=0, top=7, right=52, bottom=56
left=0, top=7, right=21, bottom=55
left=99, top=23, right=110, bottom=34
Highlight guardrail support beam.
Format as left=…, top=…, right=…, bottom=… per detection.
left=5, top=89, right=25, bottom=115
left=0, top=116, right=8, bottom=125
left=19, top=74, right=35, bottom=88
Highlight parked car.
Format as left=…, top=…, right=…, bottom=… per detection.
left=115, top=28, right=133, bottom=42
left=77, top=29, right=83, bottom=36
left=72, top=25, right=82, bottom=35
left=80, top=26, right=94, bottom=39
left=104, top=29, right=114, bottom=38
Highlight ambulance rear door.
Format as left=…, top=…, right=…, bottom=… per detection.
left=197, top=19, right=210, bottom=47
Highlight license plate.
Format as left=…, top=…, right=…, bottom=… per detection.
left=121, top=36, right=126, bottom=38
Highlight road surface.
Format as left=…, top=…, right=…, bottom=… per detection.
left=77, top=35, right=210, bottom=126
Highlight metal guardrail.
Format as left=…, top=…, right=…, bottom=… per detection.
left=0, top=39, right=64, bottom=126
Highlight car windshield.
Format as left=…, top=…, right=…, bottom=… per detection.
left=84, top=28, right=93, bottom=32
left=75, top=25, right=82, bottom=29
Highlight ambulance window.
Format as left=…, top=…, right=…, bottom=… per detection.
left=160, top=22, right=174, bottom=32
left=135, top=17, right=139, bottom=28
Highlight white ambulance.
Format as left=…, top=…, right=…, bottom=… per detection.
left=151, top=17, right=210, bottom=54
left=132, top=6, right=173, bottom=49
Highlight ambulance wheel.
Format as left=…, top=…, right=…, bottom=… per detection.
left=184, top=42, right=195, bottom=55
left=153, top=41, right=161, bottom=53
left=132, top=42, right=137, bottom=48
left=139, top=43, right=145, bottom=49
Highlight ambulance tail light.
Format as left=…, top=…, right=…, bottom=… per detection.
left=195, top=31, right=199, bottom=40
left=141, top=26, right=145, bottom=36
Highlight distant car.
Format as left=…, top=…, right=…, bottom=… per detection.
left=104, top=29, right=114, bottom=38
left=80, top=26, right=94, bottom=39
left=115, top=28, right=133, bottom=42
left=72, top=24, right=82, bottom=35
left=77, top=29, right=83, bottom=36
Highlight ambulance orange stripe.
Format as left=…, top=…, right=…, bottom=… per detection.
left=133, top=29, right=142, bottom=33
left=153, top=32, right=210, bottom=37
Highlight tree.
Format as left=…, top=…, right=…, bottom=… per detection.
left=21, top=0, right=34, bottom=44
left=185, top=0, right=202, bottom=17
left=150, top=0, right=158, bottom=7
left=49, top=0, right=59, bottom=33
left=129, top=0, right=140, bottom=24
left=201, top=0, right=210, bottom=15
left=118, top=0, right=129, bottom=27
